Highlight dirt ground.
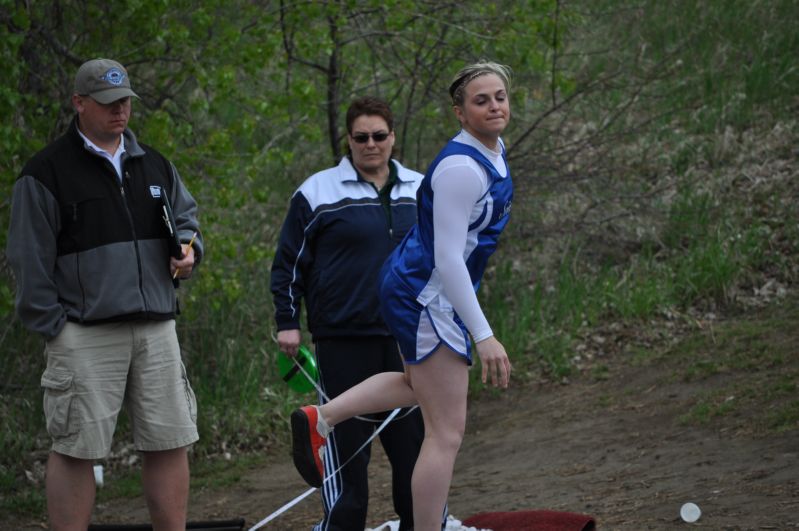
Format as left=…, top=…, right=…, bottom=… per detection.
left=13, top=306, right=799, bottom=531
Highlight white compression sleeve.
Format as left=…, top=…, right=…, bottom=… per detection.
left=431, top=157, right=493, bottom=342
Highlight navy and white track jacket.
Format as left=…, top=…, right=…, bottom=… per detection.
left=270, top=157, right=422, bottom=340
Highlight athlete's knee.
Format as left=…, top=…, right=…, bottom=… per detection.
left=428, top=423, right=465, bottom=454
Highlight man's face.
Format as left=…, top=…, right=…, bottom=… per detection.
left=347, top=114, right=395, bottom=176
left=73, top=94, right=131, bottom=146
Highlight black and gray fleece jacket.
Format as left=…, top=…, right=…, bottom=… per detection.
left=6, top=117, right=203, bottom=339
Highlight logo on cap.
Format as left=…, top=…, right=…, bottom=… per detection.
left=101, top=68, right=126, bottom=86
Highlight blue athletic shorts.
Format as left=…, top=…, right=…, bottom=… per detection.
left=379, top=267, right=472, bottom=365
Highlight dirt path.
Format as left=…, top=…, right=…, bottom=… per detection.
left=15, top=309, right=799, bottom=530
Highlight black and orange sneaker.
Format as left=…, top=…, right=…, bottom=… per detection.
left=291, top=405, right=327, bottom=488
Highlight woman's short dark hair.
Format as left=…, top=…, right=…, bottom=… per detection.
left=346, top=96, right=394, bottom=133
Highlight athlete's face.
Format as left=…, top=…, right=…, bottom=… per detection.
left=348, top=114, right=395, bottom=176
left=73, top=94, right=131, bottom=147
left=453, top=73, right=510, bottom=149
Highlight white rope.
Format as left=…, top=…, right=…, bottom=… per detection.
left=248, top=407, right=402, bottom=531
left=247, top=487, right=317, bottom=530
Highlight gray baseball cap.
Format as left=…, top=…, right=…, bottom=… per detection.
left=74, top=58, right=140, bottom=104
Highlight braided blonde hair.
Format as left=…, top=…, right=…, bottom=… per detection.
left=448, top=62, right=512, bottom=106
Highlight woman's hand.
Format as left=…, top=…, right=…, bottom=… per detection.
left=277, top=329, right=302, bottom=358
left=475, top=336, right=511, bottom=388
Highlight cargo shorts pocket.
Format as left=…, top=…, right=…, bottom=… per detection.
left=41, top=368, right=77, bottom=437
left=180, top=363, right=198, bottom=424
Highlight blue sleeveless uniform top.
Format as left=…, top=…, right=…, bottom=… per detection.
left=383, top=138, right=513, bottom=306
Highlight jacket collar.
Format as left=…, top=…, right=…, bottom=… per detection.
left=68, top=115, right=146, bottom=158
left=336, top=156, right=414, bottom=183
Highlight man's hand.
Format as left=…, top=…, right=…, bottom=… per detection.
left=170, top=242, right=195, bottom=279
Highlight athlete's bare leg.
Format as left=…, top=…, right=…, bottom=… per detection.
left=314, top=345, right=466, bottom=530
left=406, top=345, right=468, bottom=531
left=317, top=371, right=416, bottom=425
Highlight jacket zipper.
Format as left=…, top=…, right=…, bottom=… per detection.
left=120, top=171, right=148, bottom=313
left=372, top=182, right=394, bottom=239
left=73, top=203, right=86, bottom=322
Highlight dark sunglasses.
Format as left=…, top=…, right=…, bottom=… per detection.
left=351, top=131, right=390, bottom=144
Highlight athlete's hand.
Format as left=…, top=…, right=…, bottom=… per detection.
left=475, top=336, right=511, bottom=388
left=277, top=329, right=302, bottom=358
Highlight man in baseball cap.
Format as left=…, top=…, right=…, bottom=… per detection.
left=74, top=58, right=139, bottom=104
left=7, top=56, right=202, bottom=530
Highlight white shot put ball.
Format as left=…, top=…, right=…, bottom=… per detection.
left=680, top=502, right=701, bottom=523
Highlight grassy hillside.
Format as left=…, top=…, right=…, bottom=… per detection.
left=1, top=0, right=797, bottom=518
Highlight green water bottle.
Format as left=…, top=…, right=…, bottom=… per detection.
left=277, top=344, right=319, bottom=393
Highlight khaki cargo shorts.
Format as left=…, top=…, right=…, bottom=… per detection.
left=41, top=320, right=199, bottom=459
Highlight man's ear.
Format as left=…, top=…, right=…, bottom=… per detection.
left=72, top=94, right=85, bottom=113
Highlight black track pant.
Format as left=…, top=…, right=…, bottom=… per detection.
left=313, top=336, right=425, bottom=531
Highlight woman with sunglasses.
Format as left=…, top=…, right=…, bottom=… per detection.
left=291, top=62, right=513, bottom=530
left=271, top=97, right=426, bottom=530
